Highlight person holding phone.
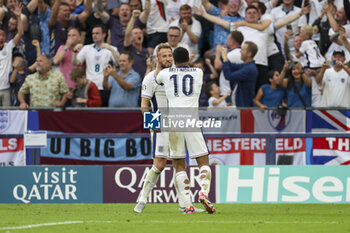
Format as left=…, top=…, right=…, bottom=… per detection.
left=9, top=53, right=36, bottom=106
left=278, top=61, right=312, bottom=108
left=102, top=51, right=141, bottom=107
left=316, top=50, right=350, bottom=107
left=67, top=67, right=102, bottom=107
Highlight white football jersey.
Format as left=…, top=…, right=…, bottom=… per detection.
left=321, top=68, right=350, bottom=108
left=299, top=40, right=325, bottom=68
left=236, top=26, right=269, bottom=66
left=141, top=70, right=168, bottom=109
left=76, top=44, right=119, bottom=90
left=156, top=67, right=203, bottom=108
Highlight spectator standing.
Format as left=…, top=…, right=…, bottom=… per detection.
left=153, top=27, right=191, bottom=56
left=9, top=48, right=38, bottom=106
left=234, top=6, right=269, bottom=90
left=316, top=50, right=350, bottom=107
left=170, top=4, right=201, bottom=61
left=284, top=30, right=323, bottom=107
left=145, top=0, right=169, bottom=55
left=37, top=0, right=51, bottom=54
left=108, top=3, right=131, bottom=51
left=49, top=0, right=92, bottom=56
left=270, top=0, right=303, bottom=55
left=84, top=0, right=110, bottom=45
left=233, top=2, right=310, bottom=72
left=67, top=67, right=102, bottom=107
left=326, top=7, right=350, bottom=62
left=221, top=41, right=259, bottom=107
left=72, top=25, right=119, bottom=105
left=284, top=32, right=308, bottom=67
left=6, top=15, right=18, bottom=42
left=214, top=31, right=244, bottom=105
left=53, top=27, right=83, bottom=89
left=201, top=0, right=244, bottom=55
left=102, top=52, right=141, bottom=107
left=196, top=6, right=270, bottom=90
left=18, top=54, right=69, bottom=108
left=278, top=61, right=312, bottom=107
left=123, top=5, right=151, bottom=79
left=109, top=3, right=148, bottom=52
left=0, top=2, right=23, bottom=107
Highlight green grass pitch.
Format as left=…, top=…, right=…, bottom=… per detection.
left=0, top=204, right=349, bottom=233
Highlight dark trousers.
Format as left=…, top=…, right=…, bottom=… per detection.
left=99, top=90, right=110, bottom=107
left=256, top=64, right=269, bottom=93
left=268, top=52, right=285, bottom=72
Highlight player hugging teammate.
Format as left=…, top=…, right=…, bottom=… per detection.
left=135, top=46, right=215, bottom=214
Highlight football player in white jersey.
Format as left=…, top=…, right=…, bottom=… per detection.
left=156, top=47, right=215, bottom=214
left=134, top=43, right=185, bottom=213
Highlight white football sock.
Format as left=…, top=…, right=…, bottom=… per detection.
left=199, top=165, right=211, bottom=196
left=139, top=165, right=161, bottom=203
left=175, top=171, right=192, bottom=209
left=174, top=175, right=185, bottom=209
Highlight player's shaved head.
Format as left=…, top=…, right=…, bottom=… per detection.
left=173, top=47, right=189, bottom=64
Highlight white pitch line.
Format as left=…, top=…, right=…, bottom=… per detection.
left=0, top=221, right=84, bottom=230
left=0, top=219, right=347, bottom=230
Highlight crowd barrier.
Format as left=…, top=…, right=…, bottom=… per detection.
left=0, top=108, right=350, bottom=166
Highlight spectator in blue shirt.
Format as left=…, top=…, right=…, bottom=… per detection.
left=278, top=61, right=312, bottom=108
left=102, top=51, right=141, bottom=107
left=221, top=41, right=258, bottom=107
left=202, top=0, right=244, bottom=55
left=38, top=0, right=51, bottom=55
left=254, top=70, right=286, bottom=112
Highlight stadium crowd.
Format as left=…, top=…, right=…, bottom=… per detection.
left=0, top=0, right=350, bottom=109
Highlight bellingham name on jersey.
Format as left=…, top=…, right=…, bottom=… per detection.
left=169, top=68, right=197, bottom=72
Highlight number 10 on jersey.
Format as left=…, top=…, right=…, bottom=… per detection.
left=170, top=74, right=194, bottom=97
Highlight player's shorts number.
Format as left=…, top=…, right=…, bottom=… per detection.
left=95, top=64, right=100, bottom=72
left=170, top=74, right=193, bottom=96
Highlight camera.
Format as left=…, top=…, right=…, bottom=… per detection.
left=277, top=105, right=288, bottom=117
left=108, top=60, right=114, bottom=66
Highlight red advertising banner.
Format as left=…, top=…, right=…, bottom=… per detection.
left=103, top=165, right=216, bottom=204
left=0, top=110, right=27, bottom=166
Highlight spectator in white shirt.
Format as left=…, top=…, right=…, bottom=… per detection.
left=0, top=2, right=23, bottom=106
left=270, top=0, right=303, bottom=56
left=205, top=81, right=231, bottom=107
left=170, top=4, right=201, bottom=61
left=316, top=50, right=350, bottom=107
